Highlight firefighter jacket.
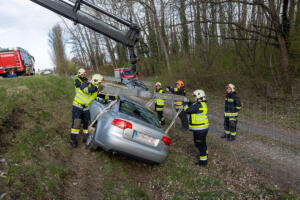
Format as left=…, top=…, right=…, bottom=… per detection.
left=74, top=75, right=88, bottom=93
left=169, top=87, right=186, bottom=109
left=73, top=82, right=98, bottom=109
left=224, top=92, right=241, bottom=117
left=184, top=100, right=209, bottom=131
left=154, top=88, right=165, bottom=111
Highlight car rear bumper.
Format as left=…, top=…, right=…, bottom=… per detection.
left=95, top=130, right=169, bottom=164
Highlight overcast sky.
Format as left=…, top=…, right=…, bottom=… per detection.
left=0, top=0, right=68, bottom=70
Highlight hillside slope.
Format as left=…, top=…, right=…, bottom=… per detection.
left=0, top=76, right=297, bottom=199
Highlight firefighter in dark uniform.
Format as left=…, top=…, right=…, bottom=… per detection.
left=74, top=68, right=88, bottom=93
left=154, top=82, right=165, bottom=125
left=221, top=83, right=242, bottom=141
left=184, top=89, right=209, bottom=166
left=166, top=80, right=189, bottom=131
left=70, top=74, right=104, bottom=147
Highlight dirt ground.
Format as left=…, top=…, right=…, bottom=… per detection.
left=62, top=144, right=105, bottom=200
left=134, top=97, right=300, bottom=196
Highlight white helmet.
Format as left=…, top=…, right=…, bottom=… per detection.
left=226, top=83, right=235, bottom=92
left=78, top=68, right=86, bottom=76
left=193, top=89, right=206, bottom=99
left=155, top=82, right=161, bottom=87
left=91, top=74, right=104, bottom=85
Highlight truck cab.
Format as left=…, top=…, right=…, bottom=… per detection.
left=114, top=68, right=137, bottom=83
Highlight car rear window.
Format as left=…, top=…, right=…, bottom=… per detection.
left=119, top=100, right=161, bottom=128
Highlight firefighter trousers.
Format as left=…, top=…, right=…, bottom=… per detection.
left=71, top=105, right=90, bottom=141
left=156, top=111, right=165, bottom=125
left=224, top=116, right=237, bottom=136
left=193, top=129, right=208, bottom=163
left=177, top=109, right=189, bottom=130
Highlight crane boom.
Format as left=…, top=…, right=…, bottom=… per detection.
left=30, top=0, right=141, bottom=71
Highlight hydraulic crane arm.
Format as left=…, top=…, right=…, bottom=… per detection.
left=30, top=0, right=142, bottom=71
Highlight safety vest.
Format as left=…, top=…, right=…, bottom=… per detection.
left=185, top=102, right=209, bottom=131
left=74, top=76, right=84, bottom=93
left=154, top=89, right=165, bottom=111
left=73, top=83, right=98, bottom=109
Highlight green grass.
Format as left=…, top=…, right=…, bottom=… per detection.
left=0, top=75, right=298, bottom=199
left=0, top=75, right=73, bottom=199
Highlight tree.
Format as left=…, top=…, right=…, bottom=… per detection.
left=48, top=24, right=68, bottom=75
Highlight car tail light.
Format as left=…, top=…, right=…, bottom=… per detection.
left=162, top=136, right=171, bottom=146
left=112, top=119, right=132, bottom=130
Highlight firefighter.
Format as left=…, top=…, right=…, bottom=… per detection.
left=166, top=80, right=188, bottom=131
left=154, top=82, right=165, bottom=125
left=70, top=74, right=104, bottom=148
left=74, top=68, right=88, bottom=93
left=184, top=89, right=209, bottom=166
left=221, top=83, right=242, bottom=141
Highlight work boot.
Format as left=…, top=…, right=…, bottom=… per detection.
left=195, top=160, right=208, bottom=166
left=82, top=134, right=88, bottom=143
left=70, top=134, right=78, bottom=148
left=228, top=135, right=235, bottom=141
left=70, top=140, right=78, bottom=148
left=221, top=133, right=229, bottom=139
left=161, top=120, right=166, bottom=126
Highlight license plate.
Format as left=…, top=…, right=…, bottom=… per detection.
left=133, top=131, right=159, bottom=146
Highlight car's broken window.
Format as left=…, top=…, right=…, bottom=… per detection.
left=119, top=100, right=161, bottom=128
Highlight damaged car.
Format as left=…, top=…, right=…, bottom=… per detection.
left=86, top=96, right=171, bottom=164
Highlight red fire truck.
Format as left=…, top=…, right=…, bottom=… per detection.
left=114, top=68, right=137, bottom=81
left=0, top=47, right=35, bottom=77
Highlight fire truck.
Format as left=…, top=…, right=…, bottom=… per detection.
left=0, top=47, right=35, bottom=77
left=114, top=68, right=137, bottom=80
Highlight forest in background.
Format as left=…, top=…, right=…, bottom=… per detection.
left=48, top=0, right=300, bottom=100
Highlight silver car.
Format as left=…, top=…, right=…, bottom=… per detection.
left=87, top=96, right=171, bottom=164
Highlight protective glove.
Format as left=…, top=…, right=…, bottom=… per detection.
left=90, top=85, right=98, bottom=93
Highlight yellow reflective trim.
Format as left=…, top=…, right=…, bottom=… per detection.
left=71, top=128, right=80, bottom=134
left=189, top=124, right=209, bottom=128
left=184, top=105, right=188, bottom=111
left=230, top=132, right=236, bottom=135
left=200, top=155, right=207, bottom=161
left=77, top=90, right=94, bottom=102
left=74, top=95, right=90, bottom=105
left=224, top=112, right=238, bottom=116
left=83, top=129, right=88, bottom=134
left=236, top=107, right=241, bottom=109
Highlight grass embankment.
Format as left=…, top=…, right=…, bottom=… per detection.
left=0, top=75, right=297, bottom=199
left=0, top=75, right=73, bottom=199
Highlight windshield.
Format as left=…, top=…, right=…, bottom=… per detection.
left=119, top=100, right=161, bottom=128
left=123, top=70, right=134, bottom=75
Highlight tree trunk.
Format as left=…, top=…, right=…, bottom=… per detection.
left=149, top=0, right=171, bottom=71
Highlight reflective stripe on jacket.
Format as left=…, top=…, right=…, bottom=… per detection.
left=154, top=89, right=165, bottom=111
left=224, top=92, right=241, bottom=117
left=184, top=101, right=209, bottom=131
left=170, top=87, right=185, bottom=109
left=73, top=82, right=98, bottom=108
